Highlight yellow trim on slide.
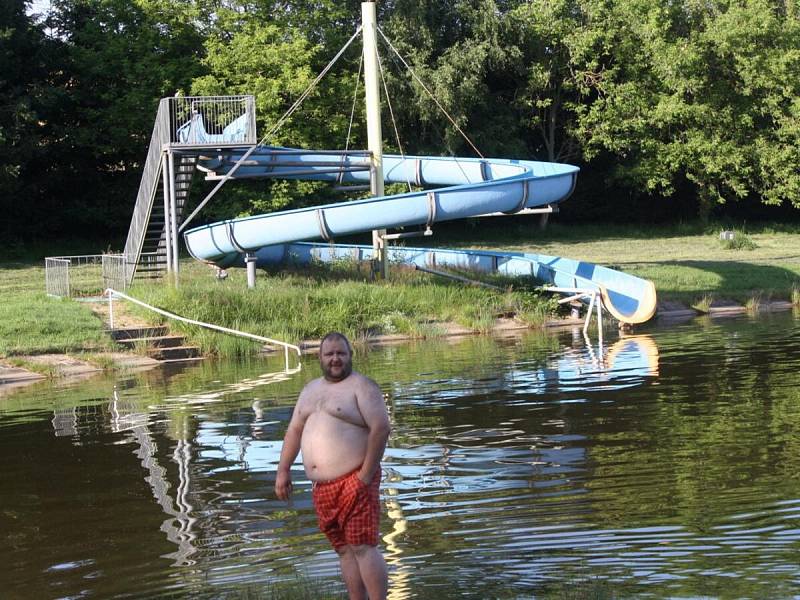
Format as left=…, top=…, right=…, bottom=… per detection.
left=600, top=279, right=657, bottom=325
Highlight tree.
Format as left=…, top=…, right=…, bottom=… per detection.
left=509, top=0, right=587, bottom=163
left=25, top=0, right=207, bottom=237
left=188, top=2, right=368, bottom=217
left=0, top=0, right=52, bottom=240
left=573, top=0, right=800, bottom=216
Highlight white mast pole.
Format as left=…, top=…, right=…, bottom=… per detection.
left=362, top=1, right=388, bottom=278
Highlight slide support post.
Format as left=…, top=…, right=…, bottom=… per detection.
left=162, top=152, right=173, bottom=273
left=246, top=253, right=257, bottom=289
left=362, top=1, right=388, bottom=279
left=167, top=150, right=180, bottom=281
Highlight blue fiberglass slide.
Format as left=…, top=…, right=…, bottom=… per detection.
left=183, top=146, right=657, bottom=324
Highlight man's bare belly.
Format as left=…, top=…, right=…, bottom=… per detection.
left=301, top=412, right=367, bottom=481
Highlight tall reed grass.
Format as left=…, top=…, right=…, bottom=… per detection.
left=128, top=260, right=556, bottom=356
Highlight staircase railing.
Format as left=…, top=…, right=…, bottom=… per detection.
left=122, top=99, right=171, bottom=284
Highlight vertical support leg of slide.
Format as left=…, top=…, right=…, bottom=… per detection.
left=162, top=152, right=173, bottom=273
left=596, top=295, right=604, bottom=350
left=539, top=212, right=550, bottom=230
left=167, top=151, right=180, bottom=279
left=246, top=253, right=257, bottom=289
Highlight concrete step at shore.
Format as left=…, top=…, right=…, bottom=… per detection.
left=109, top=327, right=203, bottom=363
left=111, top=326, right=168, bottom=341
left=159, top=357, right=206, bottom=365
left=116, top=335, right=187, bottom=349
left=148, top=346, right=202, bottom=361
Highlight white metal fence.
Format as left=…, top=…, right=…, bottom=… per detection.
left=45, top=254, right=135, bottom=298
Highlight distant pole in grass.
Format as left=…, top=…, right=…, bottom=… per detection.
left=362, top=1, right=388, bottom=279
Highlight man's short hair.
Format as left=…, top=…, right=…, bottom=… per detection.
left=320, top=331, right=352, bottom=353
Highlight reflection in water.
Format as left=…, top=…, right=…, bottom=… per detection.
left=4, top=315, right=800, bottom=598
left=109, top=391, right=198, bottom=565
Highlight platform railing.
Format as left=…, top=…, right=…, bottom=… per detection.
left=168, top=95, right=256, bottom=146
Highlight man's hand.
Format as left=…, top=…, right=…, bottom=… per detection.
left=275, top=469, right=293, bottom=501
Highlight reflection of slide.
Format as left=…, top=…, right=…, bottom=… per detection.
left=606, top=335, right=660, bottom=377
left=184, top=147, right=656, bottom=324
left=552, top=334, right=659, bottom=392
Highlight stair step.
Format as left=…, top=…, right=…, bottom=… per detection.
left=149, top=346, right=202, bottom=361
left=160, top=357, right=206, bottom=364
left=136, top=269, right=167, bottom=275
left=111, top=326, right=168, bottom=341
left=117, top=335, right=187, bottom=349
left=136, top=261, right=167, bottom=267
left=133, top=273, right=164, bottom=280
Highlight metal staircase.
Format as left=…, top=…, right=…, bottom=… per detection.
left=135, top=156, right=197, bottom=279
left=121, top=96, right=257, bottom=285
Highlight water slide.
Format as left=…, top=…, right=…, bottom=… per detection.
left=183, top=146, right=657, bottom=324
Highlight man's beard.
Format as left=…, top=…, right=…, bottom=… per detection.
left=322, top=360, right=352, bottom=382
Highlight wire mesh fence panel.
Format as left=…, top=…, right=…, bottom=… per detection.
left=45, top=255, right=122, bottom=298
left=45, top=258, right=70, bottom=297
left=102, top=254, right=129, bottom=292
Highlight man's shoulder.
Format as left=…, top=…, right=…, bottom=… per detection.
left=299, top=376, right=325, bottom=396
left=350, top=371, right=381, bottom=393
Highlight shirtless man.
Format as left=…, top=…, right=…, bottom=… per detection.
left=275, top=332, right=391, bottom=600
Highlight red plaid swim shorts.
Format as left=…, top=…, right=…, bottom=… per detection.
left=312, top=467, right=381, bottom=550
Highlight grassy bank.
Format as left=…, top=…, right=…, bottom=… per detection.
left=3, top=222, right=799, bottom=358
left=438, top=220, right=800, bottom=306
left=128, top=258, right=556, bottom=357
left=0, top=262, right=112, bottom=357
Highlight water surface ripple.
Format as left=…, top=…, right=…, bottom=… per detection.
left=2, top=313, right=800, bottom=598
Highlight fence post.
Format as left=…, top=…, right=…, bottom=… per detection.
left=108, top=292, right=115, bottom=330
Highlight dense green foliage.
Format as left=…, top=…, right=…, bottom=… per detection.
left=2, top=0, right=799, bottom=248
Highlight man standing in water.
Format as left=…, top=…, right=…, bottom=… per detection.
left=275, top=332, right=390, bottom=600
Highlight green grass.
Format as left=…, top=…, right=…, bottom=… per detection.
left=0, top=262, right=112, bottom=357
left=719, top=229, right=758, bottom=251
left=128, top=258, right=556, bottom=356
left=437, top=220, right=800, bottom=307
left=3, top=221, right=799, bottom=358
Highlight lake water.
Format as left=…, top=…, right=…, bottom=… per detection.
left=2, top=312, right=800, bottom=599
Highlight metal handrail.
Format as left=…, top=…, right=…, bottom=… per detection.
left=104, top=288, right=302, bottom=371
left=122, top=99, right=172, bottom=284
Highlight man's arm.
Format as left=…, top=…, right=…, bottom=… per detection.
left=356, top=377, right=391, bottom=484
left=275, top=396, right=308, bottom=500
